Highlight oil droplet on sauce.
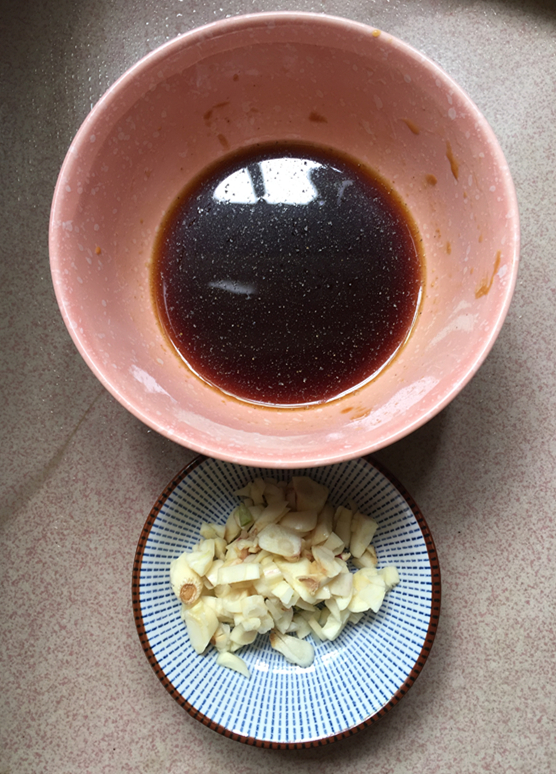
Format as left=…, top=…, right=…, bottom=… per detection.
left=151, top=142, right=424, bottom=406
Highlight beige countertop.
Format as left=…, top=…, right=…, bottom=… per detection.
left=1, top=1, right=555, bottom=772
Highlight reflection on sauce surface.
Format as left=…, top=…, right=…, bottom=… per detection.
left=152, top=143, right=424, bottom=406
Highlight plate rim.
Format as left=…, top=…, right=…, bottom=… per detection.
left=132, top=455, right=441, bottom=748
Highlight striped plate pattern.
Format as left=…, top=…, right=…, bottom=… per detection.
left=132, top=456, right=440, bottom=747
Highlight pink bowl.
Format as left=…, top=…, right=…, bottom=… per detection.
left=49, top=13, right=519, bottom=467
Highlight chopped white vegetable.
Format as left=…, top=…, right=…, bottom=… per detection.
left=258, top=523, right=301, bottom=558
left=272, top=579, right=298, bottom=607
left=183, top=600, right=219, bottom=654
left=287, top=614, right=312, bottom=639
left=200, top=523, right=226, bottom=540
left=218, top=562, right=261, bottom=585
left=216, top=651, right=250, bottom=678
left=380, top=565, right=401, bottom=591
left=321, top=531, right=345, bottom=554
left=169, top=553, right=203, bottom=607
left=327, top=570, right=353, bottom=599
left=279, top=509, right=318, bottom=534
left=309, top=502, right=334, bottom=546
left=334, top=506, right=353, bottom=547
left=352, top=545, right=378, bottom=569
left=350, top=512, right=379, bottom=559
left=170, top=476, right=399, bottom=678
left=254, top=503, right=291, bottom=533
left=225, top=508, right=241, bottom=543
left=269, top=631, right=315, bottom=667
left=187, top=539, right=215, bottom=576
left=230, top=623, right=258, bottom=646
left=349, top=569, right=387, bottom=613
left=312, top=545, right=342, bottom=578
left=292, top=477, right=329, bottom=514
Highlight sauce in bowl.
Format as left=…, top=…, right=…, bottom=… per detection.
left=152, top=142, right=423, bottom=406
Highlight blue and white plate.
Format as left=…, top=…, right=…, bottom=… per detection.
left=132, top=456, right=440, bottom=747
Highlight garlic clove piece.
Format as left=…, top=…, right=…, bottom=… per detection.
left=380, top=565, right=400, bottom=591
left=349, top=571, right=386, bottom=613
left=258, top=524, right=302, bottom=559
left=291, top=477, right=329, bottom=513
left=279, top=509, right=318, bottom=534
left=312, top=545, right=342, bottom=578
left=187, top=539, right=216, bottom=576
left=269, top=630, right=315, bottom=668
left=216, top=651, right=251, bottom=678
left=350, top=512, right=379, bottom=559
left=170, top=553, right=203, bottom=606
left=183, top=600, right=219, bottom=654
left=218, top=562, right=261, bottom=585
left=334, top=507, right=353, bottom=548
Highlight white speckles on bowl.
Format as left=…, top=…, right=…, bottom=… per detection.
left=50, top=13, right=519, bottom=467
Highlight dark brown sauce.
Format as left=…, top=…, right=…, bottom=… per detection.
left=152, top=142, right=423, bottom=406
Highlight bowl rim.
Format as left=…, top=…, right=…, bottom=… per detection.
left=50, top=12, right=520, bottom=467
left=131, top=454, right=442, bottom=747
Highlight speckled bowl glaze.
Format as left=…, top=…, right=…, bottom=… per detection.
left=49, top=12, right=519, bottom=467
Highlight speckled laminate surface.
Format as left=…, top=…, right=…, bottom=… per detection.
left=1, top=1, right=555, bottom=772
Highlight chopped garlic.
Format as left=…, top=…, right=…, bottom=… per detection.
left=269, top=631, right=315, bottom=668
left=257, top=523, right=301, bottom=558
left=170, top=554, right=203, bottom=607
left=218, top=562, right=261, bottom=585
left=182, top=600, right=219, bottom=654
left=380, top=565, right=401, bottom=591
left=170, top=476, right=399, bottom=677
left=216, top=651, right=250, bottom=678
left=292, top=476, right=329, bottom=513
left=350, top=512, right=379, bottom=559
left=187, top=539, right=215, bottom=576
left=334, top=506, right=353, bottom=547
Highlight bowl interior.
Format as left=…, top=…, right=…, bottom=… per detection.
left=50, top=13, right=519, bottom=466
left=132, top=456, right=441, bottom=746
